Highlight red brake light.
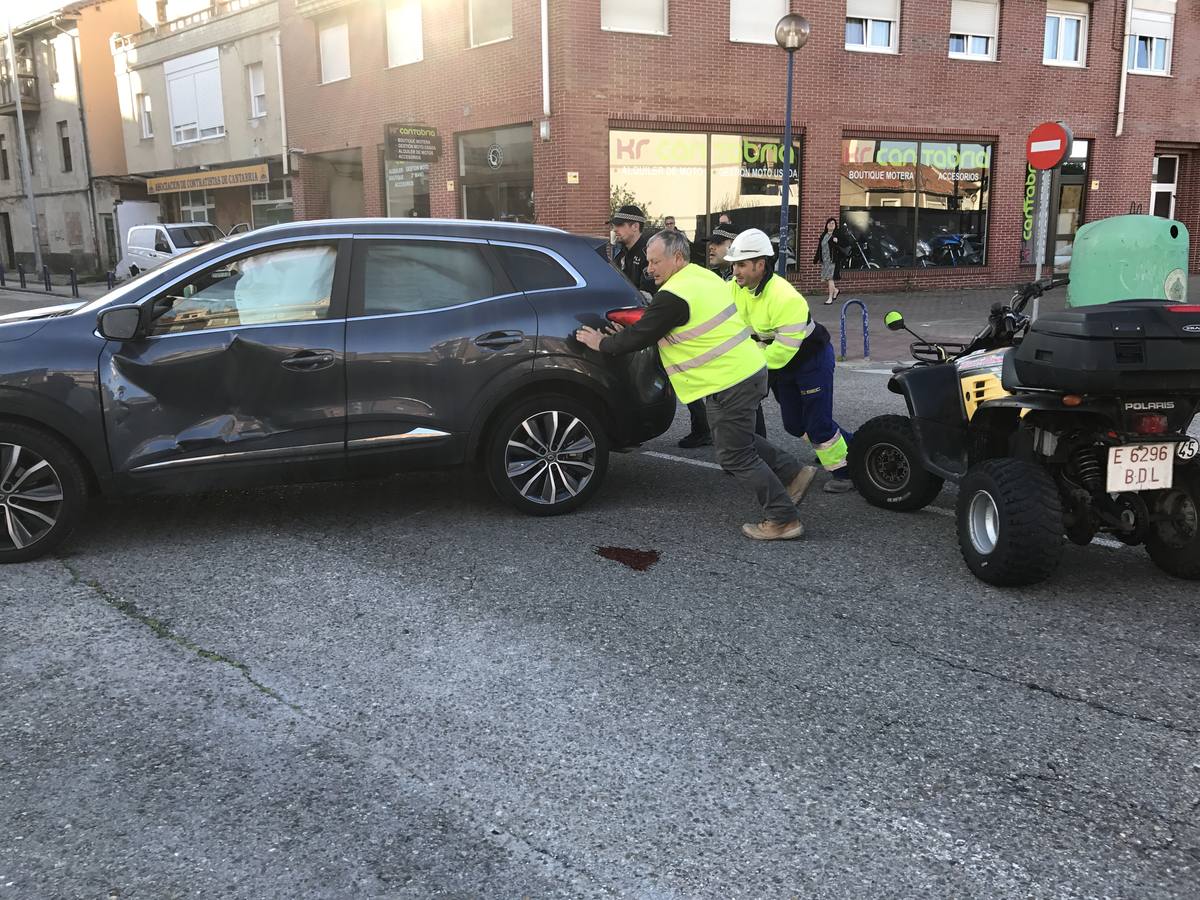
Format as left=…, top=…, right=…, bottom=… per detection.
left=1166, top=305, right=1200, bottom=313
left=1132, top=414, right=1169, bottom=435
left=606, top=308, right=645, bottom=327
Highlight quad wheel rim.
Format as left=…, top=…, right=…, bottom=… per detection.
left=0, top=443, right=65, bottom=552
left=967, top=490, right=1001, bottom=555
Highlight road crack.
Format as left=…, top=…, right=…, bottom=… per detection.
left=884, top=635, right=1199, bottom=736
left=59, top=558, right=300, bottom=712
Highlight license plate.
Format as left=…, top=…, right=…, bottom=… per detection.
left=1107, top=443, right=1174, bottom=493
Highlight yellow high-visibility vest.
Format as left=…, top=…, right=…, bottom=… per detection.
left=656, top=264, right=766, bottom=404
left=732, top=272, right=813, bottom=370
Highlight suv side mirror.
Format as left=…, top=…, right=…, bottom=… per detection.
left=884, top=310, right=906, bottom=332
left=98, top=305, right=144, bottom=341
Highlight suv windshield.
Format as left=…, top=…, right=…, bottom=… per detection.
left=167, top=225, right=221, bottom=247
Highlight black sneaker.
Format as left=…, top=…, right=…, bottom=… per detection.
left=678, top=431, right=713, bottom=449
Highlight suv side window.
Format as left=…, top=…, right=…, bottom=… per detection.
left=148, top=243, right=338, bottom=336
left=360, top=240, right=502, bottom=315
left=154, top=229, right=171, bottom=253
left=493, top=245, right=578, bottom=292
left=130, top=228, right=152, bottom=250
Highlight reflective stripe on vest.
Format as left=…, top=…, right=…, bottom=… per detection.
left=767, top=319, right=813, bottom=349
left=664, top=327, right=755, bottom=375
left=659, top=303, right=739, bottom=347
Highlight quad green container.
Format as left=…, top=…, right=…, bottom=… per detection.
left=1066, top=215, right=1189, bottom=307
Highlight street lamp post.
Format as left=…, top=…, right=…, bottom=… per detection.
left=774, top=14, right=810, bottom=276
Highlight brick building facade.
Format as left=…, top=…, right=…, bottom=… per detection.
left=280, top=0, right=1199, bottom=292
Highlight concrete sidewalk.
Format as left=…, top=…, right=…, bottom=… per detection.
left=828, top=272, right=1200, bottom=364
left=0, top=282, right=111, bottom=316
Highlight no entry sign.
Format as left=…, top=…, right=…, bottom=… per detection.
left=1026, top=121, right=1073, bottom=170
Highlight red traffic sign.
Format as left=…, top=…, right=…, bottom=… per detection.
left=1026, top=121, right=1073, bottom=170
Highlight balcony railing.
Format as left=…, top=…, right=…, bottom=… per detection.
left=111, top=0, right=273, bottom=52
left=0, top=52, right=38, bottom=113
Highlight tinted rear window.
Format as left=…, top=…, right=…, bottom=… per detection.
left=495, top=245, right=577, bottom=292
left=168, top=225, right=221, bottom=247
left=361, top=240, right=502, bottom=314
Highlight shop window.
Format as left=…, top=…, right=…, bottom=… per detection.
left=1052, top=139, right=1089, bottom=271
left=1044, top=1, right=1087, bottom=66
left=319, top=21, right=351, bottom=83
left=609, top=130, right=801, bottom=269
left=840, top=138, right=992, bottom=269
left=247, top=63, right=266, bottom=118
left=949, top=0, right=997, bottom=60
left=729, top=0, right=785, bottom=44
left=138, top=93, right=154, bottom=139
left=384, top=160, right=431, bottom=218
left=387, top=0, right=424, bottom=67
left=360, top=241, right=502, bottom=315
left=165, top=48, right=225, bottom=144
left=179, top=189, right=216, bottom=224
left=251, top=177, right=295, bottom=229
left=458, top=125, right=534, bottom=223
left=602, top=0, right=667, bottom=35
left=469, top=0, right=513, bottom=47
left=846, top=0, right=899, bottom=53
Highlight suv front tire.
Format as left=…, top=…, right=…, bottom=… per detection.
left=485, top=394, right=609, bottom=516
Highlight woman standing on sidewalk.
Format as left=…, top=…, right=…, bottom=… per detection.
left=813, top=217, right=843, bottom=306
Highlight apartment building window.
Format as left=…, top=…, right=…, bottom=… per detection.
left=1127, top=1, right=1174, bottom=75
left=1044, top=1, right=1087, bottom=66
left=25, top=130, right=36, bottom=175
left=165, top=48, right=226, bottom=144
left=48, top=41, right=60, bottom=83
left=730, top=0, right=786, bottom=44
left=0, top=136, right=8, bottom=181
left=387, top=0, right=424, bottom=66
left=846, top=0, right=900, bottom=53
left=949, top=0, right=998, bottom=60
left=601, top=0, right=667, bottom=36
left=319, top=22, right=351, bottom=83
left=469, top=0, right=513, bottom=47
left=57, top=121, right=72, bottom=172
left=247, top=63, right=266, bottom=117
left=139, top=93, right=154, bottom=138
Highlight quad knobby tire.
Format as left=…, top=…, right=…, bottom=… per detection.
left=0, top=422, right=90, bottom=564
left=485, top=395, right=609, bottom=517
left=1145, top=467, right=1200, bottom=580
left=848, top=415, right=944, bottom=512
left=956, top=458, right=1063, bottom=587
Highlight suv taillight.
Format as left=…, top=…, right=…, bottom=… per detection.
left=607, top=308, right=645, bottom=327
left=1166, top=305, right=1200, bottom=313
left=1132, top=413, right=1169, bottom=435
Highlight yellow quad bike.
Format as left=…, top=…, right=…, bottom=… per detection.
left=849, top=216, right=1200, bottom=587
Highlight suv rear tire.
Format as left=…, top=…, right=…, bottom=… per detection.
left=0, top=422, right=90, bottom=564
left=485, top=394, right=609, bottom=516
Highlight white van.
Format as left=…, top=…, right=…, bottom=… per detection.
left=120, top=223, right=222, bottom=278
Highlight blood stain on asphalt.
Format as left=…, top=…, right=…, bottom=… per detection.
left=595, top=546, right=660, bottom=572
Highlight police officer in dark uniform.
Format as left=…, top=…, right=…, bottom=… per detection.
left=610, top=205, right=655, bottom=296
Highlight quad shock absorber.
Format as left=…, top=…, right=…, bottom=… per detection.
left=1071, top=446, right=1104, bottom=491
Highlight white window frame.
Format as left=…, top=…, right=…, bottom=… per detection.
left=1043, top=5, right=1088, bottom=67
left=164, top=48, right=226, bottom=146
left=845, top=16, right=897, bottom=53
left=729, top=0, right=785, bottom=44
left=469, top=0, right=514, bottom=48
left=949, top=33, right=993, bottom=60
left=387, top=0, right=424, bottom=67
left=319, top=21, right=352, bottom=83
left=246, top=62, right=266, bottom=118
left=1127, top=32, right=1171, bottom=75
left=1151, top=155, right=1178, bottom=219
left=601, top=0, right=669, bottom=37
left=138, top=93, right=154, bottom=139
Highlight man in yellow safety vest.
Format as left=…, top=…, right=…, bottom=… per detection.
left=575, top=229, right=813, bottom=540
left=725, top=229, right=853, bottom=493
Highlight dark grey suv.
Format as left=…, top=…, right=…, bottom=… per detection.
left=0, top=219, right=674, bottom=563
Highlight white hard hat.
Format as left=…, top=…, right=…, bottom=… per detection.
left=723, top=228, right=775, bottom=262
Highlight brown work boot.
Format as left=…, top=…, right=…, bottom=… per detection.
left=741, top=519, right=805, bottom=541
left=786, top=465, right=819, bottom=504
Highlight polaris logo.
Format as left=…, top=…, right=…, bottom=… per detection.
left=1125, top=401, right=1175, bottom=411
left=1184, top=324, right=1200, bottom=334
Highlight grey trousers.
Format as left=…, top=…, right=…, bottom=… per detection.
left=706, top=368, right=803, bottom=524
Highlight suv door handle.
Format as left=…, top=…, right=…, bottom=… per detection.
left=281, top=349, right=336, bottom=372
left=474, top=330, right=524, bottom=349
